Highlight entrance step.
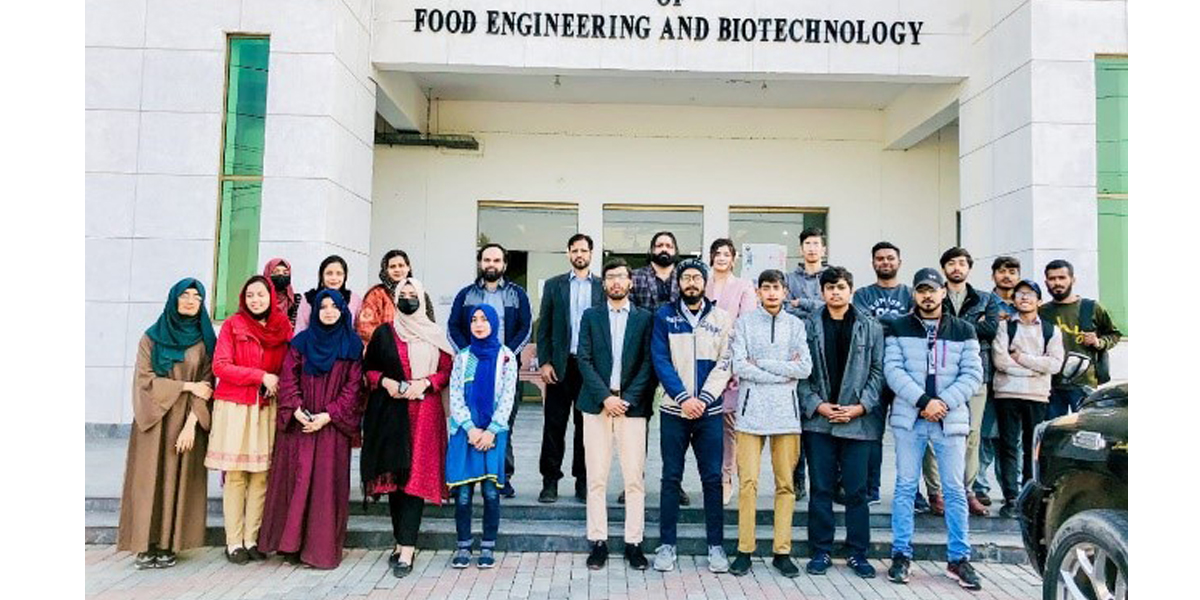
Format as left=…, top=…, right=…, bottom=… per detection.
left=84, top=507, right=1027, bottom=563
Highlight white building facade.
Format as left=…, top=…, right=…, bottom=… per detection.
left=85, top=0, right=1128, bottom=424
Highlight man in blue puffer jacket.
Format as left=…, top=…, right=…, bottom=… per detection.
left=883, top=268, right=984, bottom=591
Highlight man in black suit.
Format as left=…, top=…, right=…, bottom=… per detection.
left=577, top=258, right=656, bottom=571
left=537, top=233, right=605, bottom=503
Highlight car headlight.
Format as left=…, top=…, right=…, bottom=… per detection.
left=1031, top=421, right=1048, bottom=481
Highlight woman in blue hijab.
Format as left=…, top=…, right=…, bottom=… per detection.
left=444, top=304, right=518, bottom=570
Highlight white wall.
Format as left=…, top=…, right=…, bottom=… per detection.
left=85, top=0, right=377, bottom=424
left=370, top=99, right=960, bottom=320
left=957, top=0, right=1127, bottom=296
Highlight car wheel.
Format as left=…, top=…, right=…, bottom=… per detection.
left=1042, top=509, right=1127, bottom=600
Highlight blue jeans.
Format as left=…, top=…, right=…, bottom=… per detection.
left=454, top=480, right=500, bottom=547
left=659, top=412, right=724, bottom=546
left=891, top=420, right=971, bottom=562
left=1048, top=387, right=1086, bottom=420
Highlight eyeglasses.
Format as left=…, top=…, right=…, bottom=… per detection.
left=1014, top=291, right=1038, bottom=300
left=679, top=274, right=705, bottom=284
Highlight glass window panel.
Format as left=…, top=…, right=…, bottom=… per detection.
left=214, top=181, right=263, bottom=319
left=728, top=209, right=828, bottom=276
left=222, top=37, right=270, bottom=177
left=602, top=206, right=703, bottom=257
left=476, top=203, right=579, bottom=324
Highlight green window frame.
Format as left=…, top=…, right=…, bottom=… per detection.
left=214, top=35, right=271, bottom=320
left=1095, top=56, right=1127, bottom=333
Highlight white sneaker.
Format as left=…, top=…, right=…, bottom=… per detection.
left=653, top=544, right=677, bottom=572
left=708, top=545, right=730, bottom=573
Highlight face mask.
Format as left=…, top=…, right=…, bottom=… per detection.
left=270, top=274, right=290, bottom=291
left=651, top=252, right=675, bottom=267
left=397, top=298, right=421, bottom=315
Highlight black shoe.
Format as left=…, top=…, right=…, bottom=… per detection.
left=135, top=552, right=157, bottom=570
left=729, top=552, right=752, bottom=576
left=574, top=481, right=587, bottom=502
left=617, top=491, right=626, bottom=504
left=887, top=553, right=911, bottom=584
left=805, top=552, right=831, bottom=575
left=500, top=481, right=516, bottom=498
left=226, top=547, right=250, bottom=565
left=975, top=490, right=993, bottom=507
left=154, top=551, right=177, bottom=569
left=245, top=546, right=267, bottom=561
left=772, top=554, right=800, bottom=578
left=392, top=560, right=413, bottom=578
left=999, top=501, right=1019, bottom=519
left=913, top=492, right=931, bottom=514
left=586, top=541, right=609, bottom=570
left=388, top=552, right=401, bottom=568
left=624, top=542, right=648, bottom=571
left=947, top=558, right=983, bottom=590
left=538, top=481, right=558, bottom=504
left=679, top=489, right=691, bottom=507
left=282, top=552, right=302, bottom=566
left=832, top=488, right=847, bottom=506
left=847, top=555, right=875, bottom=579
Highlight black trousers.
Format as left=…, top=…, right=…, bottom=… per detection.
left=389, top=491, right=425, bottom=547
left=538, top=356, right=587, bottom=486
left=504, top=357, right=523, bottom=480
left=995, top=396, right=1048, bottom=501
left=805, top=432, right=872, bottom=557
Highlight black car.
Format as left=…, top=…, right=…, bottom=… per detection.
left=1018, top=380, right=1127, bottom=600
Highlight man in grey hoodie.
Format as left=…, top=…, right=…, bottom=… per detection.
left=783, top=226, right=828, bottom=496
left=727, top=269, right=812, bottom=579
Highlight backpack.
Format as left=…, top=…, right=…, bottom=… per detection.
left=1007, top=318, right=1057, bottom=354
left=1078, top=299, right=1112, bottom=384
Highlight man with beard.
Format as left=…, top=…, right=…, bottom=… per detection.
left=536, top=234, right=604, bottom=503
left=917, top=248, right=996, bottom=518
left=852, top=242, right=913, bottom=506
left=576, top=259, right=656, bottom=571
left=973, top=255, right=1023, bottom=508
left=884, top=268, right=983, bottom=591
left=448, top=243, right=533, bottom=497
left=1038, top=259, right=1122, bottom=418
left=650, top=258, right=735, bottom=574
left=631, top=231, right=681, bottom=312
left=629, top=230, right=691, bottom=505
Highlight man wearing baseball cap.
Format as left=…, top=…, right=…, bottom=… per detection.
left=883, top=267, right=984, bottom=590
left=990, top=279, right=1064, bottom=518
left=649, top=258, right=736, bottom=574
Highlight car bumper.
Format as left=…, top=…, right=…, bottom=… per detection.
left=1017, top=479, right=1049, bottom=574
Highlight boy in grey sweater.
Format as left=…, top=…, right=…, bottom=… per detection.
left=727, top=269, right=812, bottom=579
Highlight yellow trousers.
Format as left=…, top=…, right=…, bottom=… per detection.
left=222, top=470, right=268, bottom=549
left=735, top=431, right=800, bottom=554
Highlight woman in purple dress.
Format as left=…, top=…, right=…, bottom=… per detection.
left=258, top=289, right=364, bottom=569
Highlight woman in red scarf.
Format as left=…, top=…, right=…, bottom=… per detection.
left=205, top=276, right=293, bottom=565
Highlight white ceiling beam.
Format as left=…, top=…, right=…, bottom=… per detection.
left=883, top=83, right=962, bottom=150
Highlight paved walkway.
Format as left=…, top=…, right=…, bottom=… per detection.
left=86, top=546, right=1043, bottom=600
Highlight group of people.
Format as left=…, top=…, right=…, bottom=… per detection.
left=114, top=226, right=1121, bottom=592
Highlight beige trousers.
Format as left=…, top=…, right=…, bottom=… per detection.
left=924, top=387, right=987, bottom=494
left=223, top=470, right=269, bottom=549
left=736, top=431, right=801, bottom=554
left=583, top=412, right=648, bottom=544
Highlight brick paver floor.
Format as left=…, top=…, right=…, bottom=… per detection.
left=86, top=546, right=1044, bottom=599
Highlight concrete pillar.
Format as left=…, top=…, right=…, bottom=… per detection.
left=958, top=0, right=1126, bottom=295
left=84, top=0, right=377, bottom=424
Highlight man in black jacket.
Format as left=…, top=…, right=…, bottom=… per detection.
left=576, top=258, right=657, bottom=571
left=537, top=233, right=605, bottom=503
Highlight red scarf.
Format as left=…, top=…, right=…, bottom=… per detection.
left=228, top=277, right=293, bottom=394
